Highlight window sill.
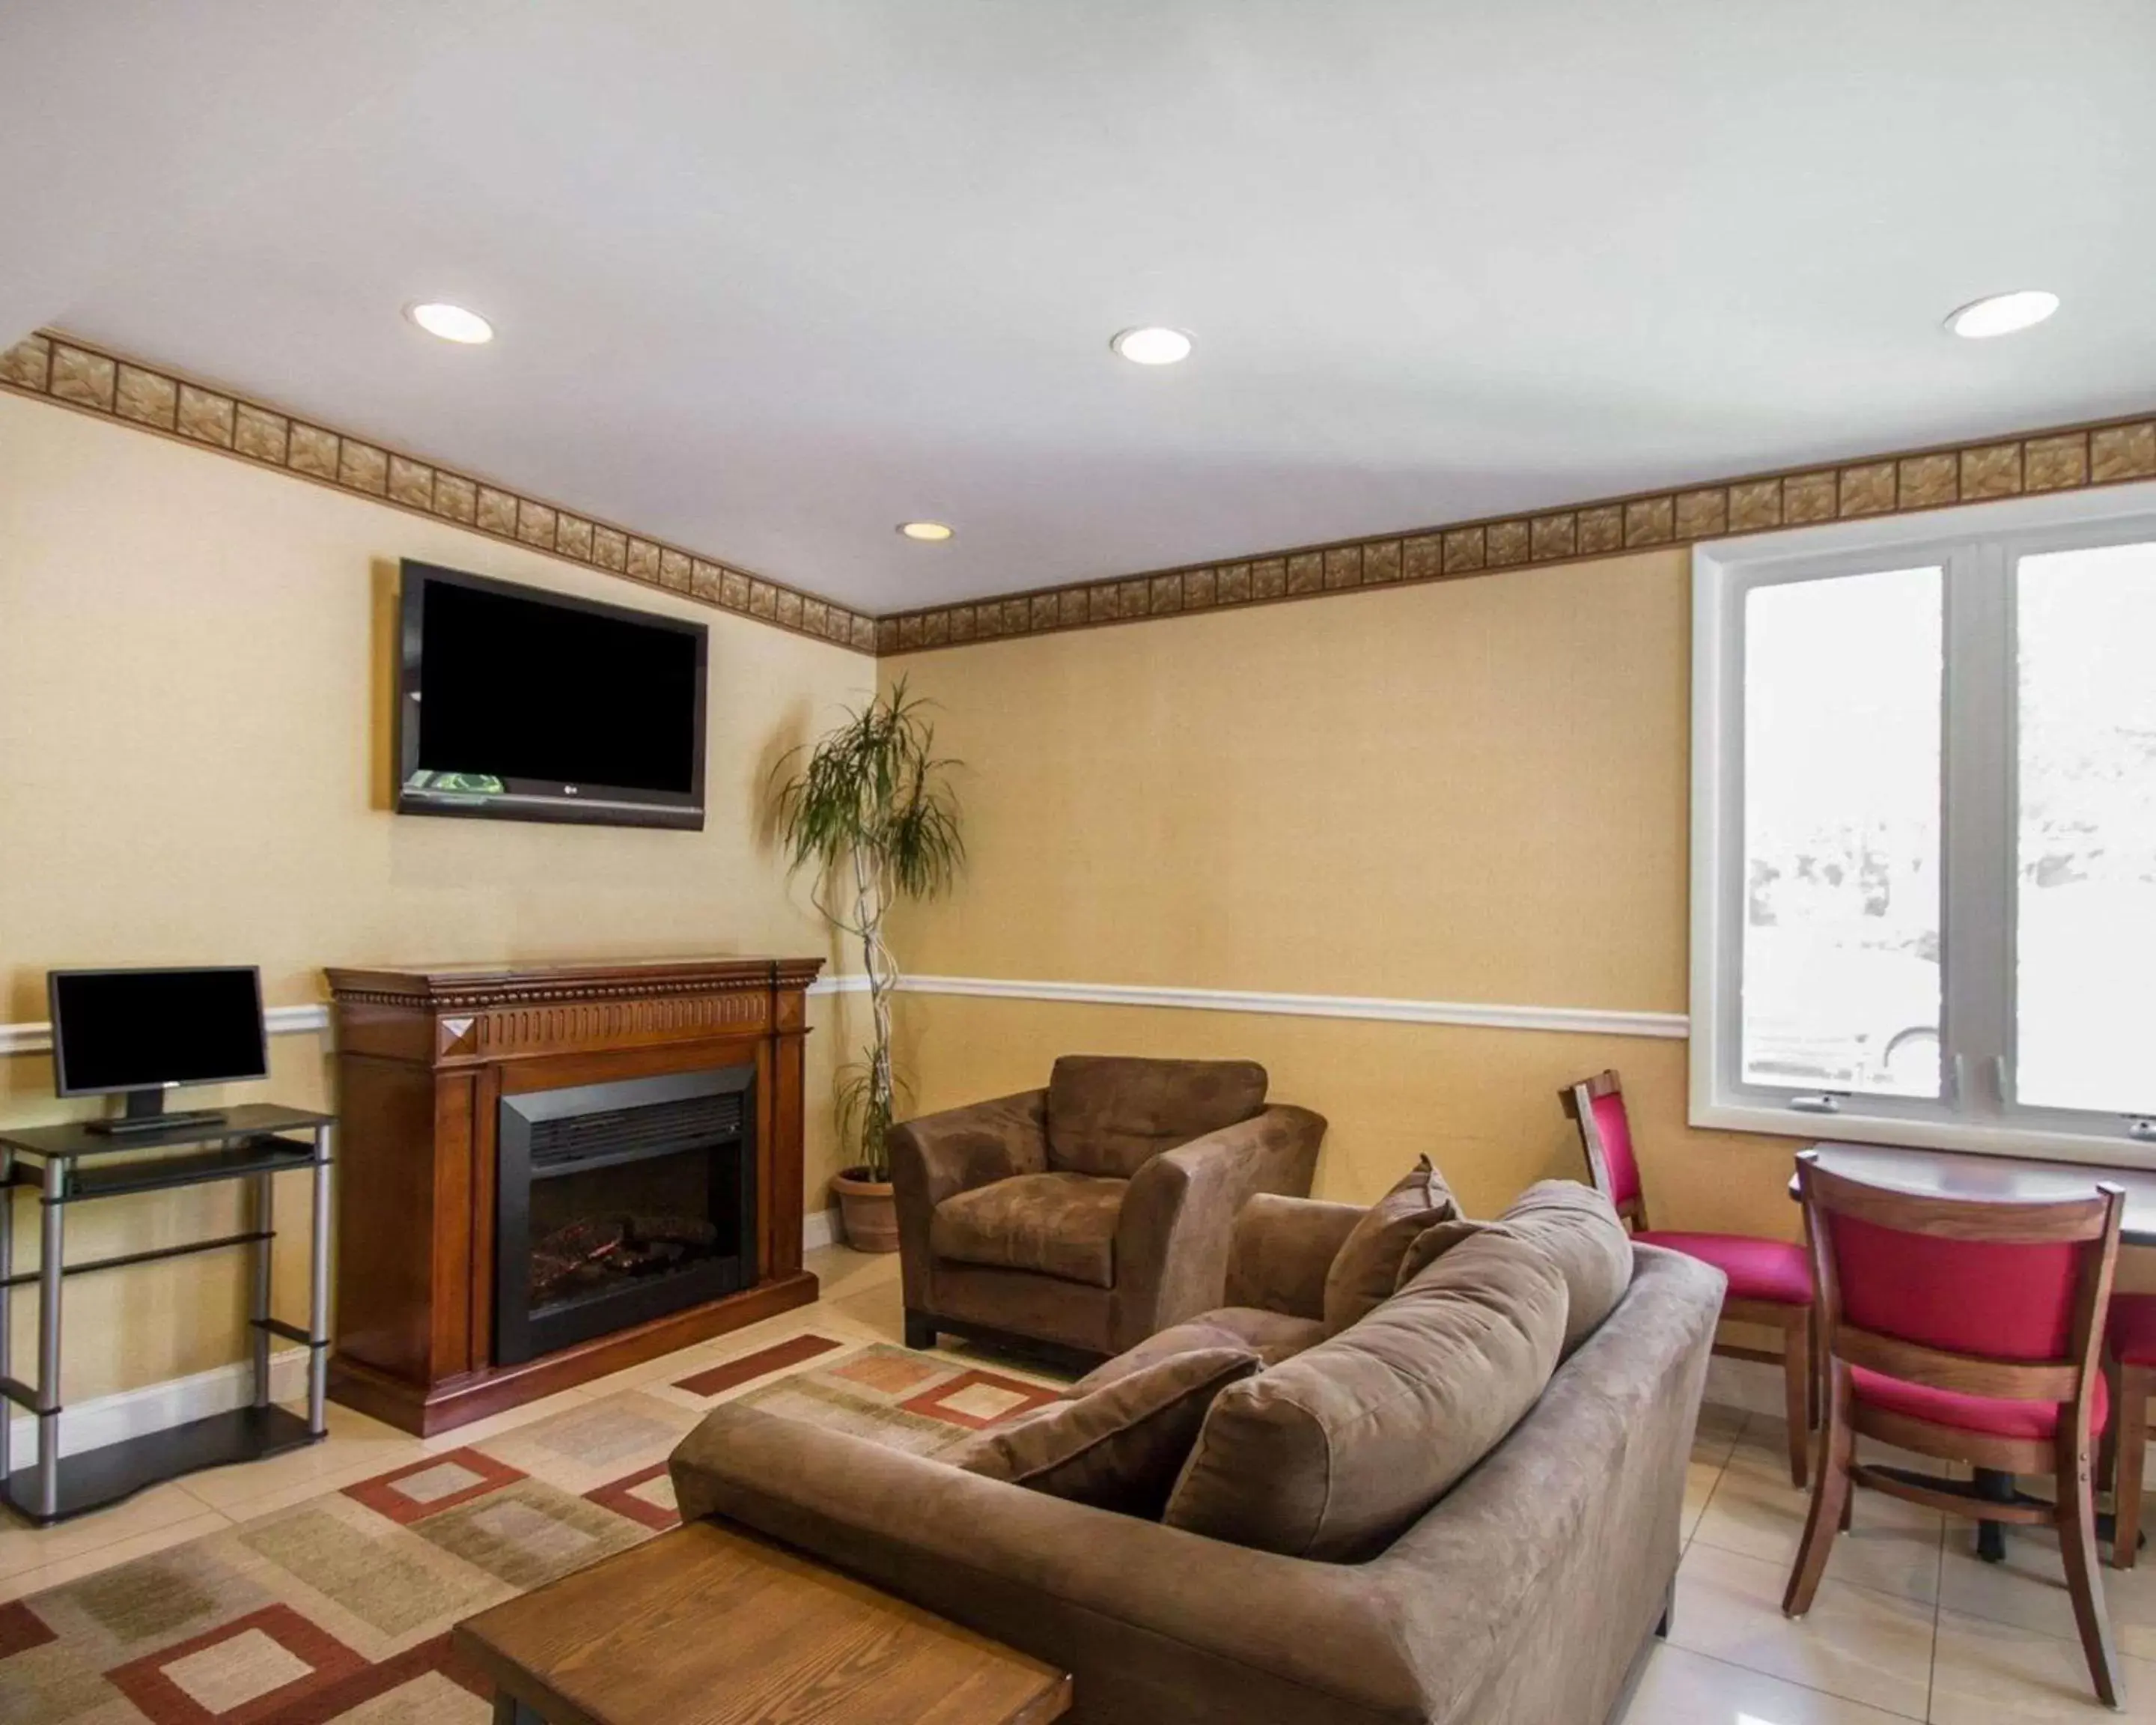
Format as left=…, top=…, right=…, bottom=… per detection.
left=1691, top=1100, right=2156, bottom=1169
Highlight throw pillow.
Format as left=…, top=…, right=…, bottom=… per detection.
left=1163, top=1229, right=1568, bottom=1560
left=1321, top=1155, right=1461, bottom=1333
left=1395, top=1179, right=1630, bottom=1356
left=945, top=1345, right=1261, bottom=1517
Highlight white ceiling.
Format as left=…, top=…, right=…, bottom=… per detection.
left=7, top=2, right=2155, bottom=615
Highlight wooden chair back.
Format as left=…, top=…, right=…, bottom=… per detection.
left=1794, top=1150, right=2122, bottom=1429
left=1559, top=1069, right=1647, bottom=1229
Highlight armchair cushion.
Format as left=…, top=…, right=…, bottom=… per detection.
left=1072, top=1307, right=1327, bottom=1394
left=931, top=1171, right=1127, bottom=1288
left=1321, top=1156, right=1461, bottom=1334
left=946, top=1345, right=1261, bottom=1517
left=887, top=1088, right=1050, bottom=1316
left=1045, top=1055, right=1269, bottom=1178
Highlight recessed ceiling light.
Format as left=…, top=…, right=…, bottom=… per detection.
left=1110, top=326, right=1193, bottom=365
left=898, top=521, right=954, bottom=542
left=405, top=301, right=495, bottom=344
left=1945, top=290, right=2059, bottom=340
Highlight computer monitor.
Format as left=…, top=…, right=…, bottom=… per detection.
left=48, top=967, right=269, bottom=1131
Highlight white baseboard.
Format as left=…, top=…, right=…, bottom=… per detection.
left=14, top=1220, right=842, bottom=1462
left=7, top=1348, right=309, bottom=1459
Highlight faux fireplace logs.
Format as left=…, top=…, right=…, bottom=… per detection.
left=530, top=1214, right=719, bottom=1305
left=324, top=958, right=821, bottom=1436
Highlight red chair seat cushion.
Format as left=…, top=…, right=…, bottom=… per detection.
left=1851, top=1364, right=2108, bottom=1440
left=1635, top=1231, right=1812, bottom=1306
left=2111, top=1293, right=2156, bottom=1366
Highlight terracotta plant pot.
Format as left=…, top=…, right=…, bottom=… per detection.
left=832, top=1166, right=900, bottom=1253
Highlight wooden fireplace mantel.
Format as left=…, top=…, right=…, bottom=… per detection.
left=324, top=956, right=824, bottom=1436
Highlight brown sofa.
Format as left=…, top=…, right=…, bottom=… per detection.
left=673, top=1190, right=1725, bottom=1725
left=889, top=1056, right=1326, bottom=1360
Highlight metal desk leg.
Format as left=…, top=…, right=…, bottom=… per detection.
left=36, top=1155, right=67, bottom=1521
left=250, top=1171, right=275, bottom=1409
left=308, top=1125, right=332, bottom=1437
left=0, top=1152, right=13, bottom=1489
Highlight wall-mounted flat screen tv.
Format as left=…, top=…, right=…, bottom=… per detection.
left=395, top=561, right=707, bottom=830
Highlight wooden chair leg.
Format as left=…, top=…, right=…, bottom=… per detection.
left=2056, top=1424, right=2124, bottom=1707
left=1806, top=1309, right=1821, bottom=1432
left=1783, top=1365, right=1851, bottom=1618
left=1782, top=1306, right=1812, bottom=1489
left=2113, top=1360, right=2149, bottom=1571
left=2101, top=1354, right=2121, bottom=1498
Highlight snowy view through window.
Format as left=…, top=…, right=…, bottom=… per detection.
left=1742, top=567, right=1942, bottom=1097
left=2017, top=541, right=2156, bottom=1116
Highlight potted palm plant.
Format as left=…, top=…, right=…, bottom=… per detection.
left=773, top=678, right=963, bottom=1251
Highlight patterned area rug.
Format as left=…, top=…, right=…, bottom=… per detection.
left=0, top=1336, right=1063, bottom=1724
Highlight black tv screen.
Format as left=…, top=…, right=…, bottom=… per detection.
left=395, top=562, right=707, bottom=829
left=49, top=967, right=269, bottom=1098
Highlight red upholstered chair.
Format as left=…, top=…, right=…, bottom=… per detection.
left=1562, top=1070, right=1815, bottom=1487
left=2101, top=1293, right=2156, bottom=1568
left=1786, top=1151, right=2124, bottom=1707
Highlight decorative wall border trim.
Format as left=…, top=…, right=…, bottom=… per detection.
left=0, top=330, right=877, bottom=657
left=891, top=973, right=1688, bottom=1039
left=874, top=407, right=2156, bottom=655
left=11, top=326, right=2149, bottom=667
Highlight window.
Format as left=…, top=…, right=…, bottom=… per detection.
left=1692, top=481, right=2156, bottom=1156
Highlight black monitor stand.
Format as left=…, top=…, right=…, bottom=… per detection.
left=82, top=1087, right=230, bottom=1137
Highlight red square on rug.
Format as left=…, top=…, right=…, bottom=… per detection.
left=898, top=1369, right=1061, bottom=1431
left=829, top=1352, right=939, bottom=1394
left=0, top=1598, right=56, bottom=1659
left=584, top=1461, right=681, bottom=1531
left=105, top=1604, right=366, bottom=1725
left=237, top=1631, right=490, bottom=1725
left=343, top=1446, right=526, bottom=1525
left=674, top=1333, right=842, bottom=1398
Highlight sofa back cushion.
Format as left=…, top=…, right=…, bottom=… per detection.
left=1321, top=1157, right=1461, bottom=1333
left=945, top=1345, right=1260, bottom=1517
left=1163, top=1229, right=1568, bottom=1560
left=1398, top=1179, right=1632, bottom=1357
left=1045, top=1056, right=1269, bottom=1178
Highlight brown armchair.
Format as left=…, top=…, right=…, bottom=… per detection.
left=888, top=1056, right=1327, bottom=1360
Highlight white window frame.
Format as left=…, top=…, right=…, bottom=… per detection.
left=1691, top=476, right=2156, bottom=1163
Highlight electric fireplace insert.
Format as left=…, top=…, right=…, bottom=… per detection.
left=493, top=1066, right=756, bottom=1365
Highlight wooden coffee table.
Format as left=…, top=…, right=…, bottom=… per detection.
left=453, top=1521, right=1073, bottom=1725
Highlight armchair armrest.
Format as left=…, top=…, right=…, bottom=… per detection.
left=1223, top=1193, right=1368, bottom=1321
left=670, top=1407, right=1423, bottom=1725
left=887, top=1089, right=1048, bottom=1309
left=1112, top=1103, right=1327, bottom=1348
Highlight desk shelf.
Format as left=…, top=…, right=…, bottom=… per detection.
left=0, top=1106, right=335, bottom=1525
left=0, top=1405, right=317, bottom=1524
left=54, top=1138, right=317, bottom=1202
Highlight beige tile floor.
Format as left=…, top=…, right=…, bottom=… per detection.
left=5, top=1244, right=2149, bottom=1721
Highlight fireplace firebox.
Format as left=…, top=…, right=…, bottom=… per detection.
left=494, top=1067, right=757, bottom=1365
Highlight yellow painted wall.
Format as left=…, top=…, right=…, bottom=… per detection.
left=0, top=392, right=874, bottom=1406
left=881, top=551, right=1807, bottom=1238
